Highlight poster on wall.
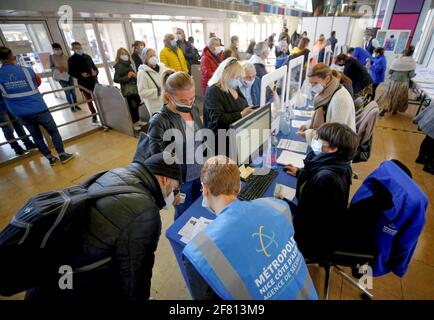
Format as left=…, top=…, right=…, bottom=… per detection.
left=377, top=29, right=411, bottom=54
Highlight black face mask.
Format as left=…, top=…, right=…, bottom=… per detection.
left=171, top=96, right=195, bottom=113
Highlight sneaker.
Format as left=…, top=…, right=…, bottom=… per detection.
left=92, top=115, right=98, bottom=123
left=70, top=107, right=77, bottom=112
left=59, top=152, right=74, bottom=164
left=47, top=155, right=58, bottom=166
left=14, top=147, right=26, bottom=156
left=75, top=106, right=82, bottom=111
left=24, top=142, right=37, bottom=151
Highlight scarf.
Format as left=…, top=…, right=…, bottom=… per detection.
left=390, top=56, right=416, bottom=72
left=310, top=76, right=340, bottom=129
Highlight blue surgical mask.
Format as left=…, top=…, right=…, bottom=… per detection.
left=227, top=79, right=238, bottom=89
left=170, top=39, right=177, bottom=47
left=75, top=50, right=83, bottom=55
left=311, top=138, right=323, bottom=155
left=202, top=196, right=216, bottom=215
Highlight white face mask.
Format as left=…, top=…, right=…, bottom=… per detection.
left=120, top=54, right=129, bottom=62
left=53, top=50, right=63, bottom=56
left=311, top=138, right=323, bottom=155
left=164, top=190, right=175, bottom=209
left=202, top=195, right=217, bottom=215
left=148, top=56, right=158, bottom=66
left=240, top=79, right=254, bottom=87
left=311, top=83, right=324, bottom=94
left=214, top=47, right=222, bottom=55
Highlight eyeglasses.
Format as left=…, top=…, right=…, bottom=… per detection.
left=224, top=58, right=238, bottom=70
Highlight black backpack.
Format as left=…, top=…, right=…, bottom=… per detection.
left=0, top=171, right=145, bottom=297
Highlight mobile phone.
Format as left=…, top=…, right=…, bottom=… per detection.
left=179, top=193, right=186, bottom=204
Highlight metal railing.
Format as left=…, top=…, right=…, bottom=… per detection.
left=0, top=84, right=108, bottom=165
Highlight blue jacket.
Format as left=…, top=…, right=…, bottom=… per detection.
left=353, top=47, right=372, bottom=66
left=351, top=161, right=428, bottom=277
left=370, top=55, right=387, bottom=84
left=0, top=64, right=47, bottom=116
left=183, top=198, right=318, bottom=300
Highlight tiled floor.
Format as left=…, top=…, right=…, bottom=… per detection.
left=0, top=97, right=433, bottom=300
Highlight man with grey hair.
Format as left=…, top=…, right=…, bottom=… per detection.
left=249, top=41, right=269, bottom=79
left=200, top=36, right=223, bottom=95
left=159, top=33, right=188, bottom=73
left=238, top=62, right=260, bottom=107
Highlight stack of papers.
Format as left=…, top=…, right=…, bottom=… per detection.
left=274, top=184, right=296, bottom=201
left=178, top=216, right=212, bottom=244
left=276, top=150, right=306, bottom=168
left=277, top=139, right=308, bottom=154
left=293, top=110, right=314, bottom=117
left=291, top=120, right=306, bottom=129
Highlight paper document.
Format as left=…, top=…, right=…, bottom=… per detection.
left=293, top=110, right=314, bottom=117
left=277, top=139, right=308, bottom=153
left=274, top=184, right=296, bottom=201
left=276, top=150, right=306, bottom=168
left=291, top=120, right=306, bottom=129
left=179, top=216, right=213, bottom=244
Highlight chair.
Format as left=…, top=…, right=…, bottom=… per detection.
left=353, top=101, right=379, bottom=164
left=308, top=160, right=428, bottom=300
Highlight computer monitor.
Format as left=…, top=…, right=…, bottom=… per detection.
left=285, top=55, right=304, bottom=107
left=229, top=104, right=271, bottom=165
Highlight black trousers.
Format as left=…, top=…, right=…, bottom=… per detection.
left=418, top=135, right=434, bottom=163
left=126, top=94, right=140, bottom=123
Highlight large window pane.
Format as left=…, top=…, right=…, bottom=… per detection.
left=0, top=23, right=52, bottom=73
left=261, top=23, right=267, bottom=41
left=247, top=23, right=255, bottom=46
left=191, top=23, right=205, bottom=51
left=132, top=22, right=157, bottom=51
left=152, top=20, right=188, bottom=56
left=61, top=23, right=102, bottom=64
left=254, top=24, right=261, bottom=43
left=97, top=23, right=128, bottom=63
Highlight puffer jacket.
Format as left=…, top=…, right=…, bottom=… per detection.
left=200, top=46, right=223, bottom=95
left=159, top=47, right=188, bottom=73
left=26, top=152, right=166, bottom=301
left=137, top=63, right=166, bottom=115
left=147, top=104, right=203, bottom=182
left=113, top=60, right=138, bottom=97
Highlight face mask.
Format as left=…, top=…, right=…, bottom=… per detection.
left=75, top=50, right=83, bottom=55
left=202, top=196, right=216, bottom=215
left=227, top=79, right=238, bottom=89
left=170, top=39, right=177, bottom=47
left=240, top=79, right=254, bottom=87
left=120, top=54, right=129, bottom=62
left=214, top=47, right=222, bottom=55
left=54, top=50, right=63, bottom=56
left=311, top=83, right=324, bottom=94
left=148, top=56, right=158, bottom=66
left=311, top=138, right=323, bottom=155
left=171, top=96, right=195, bottom=113
left=176, top=34, right=184, bottom=41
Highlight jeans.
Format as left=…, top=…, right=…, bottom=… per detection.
left=17, top=110, right=65, bottom=157
left=174, top=177, right=202, bottom=220
left=80, top=90, right=96, bottom=114
left=0, top=109, right=34, bottom=151
left=58, top=77, right=77, bottom=106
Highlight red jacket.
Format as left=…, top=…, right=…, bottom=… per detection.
left=200, top=47, right=223, bottom=95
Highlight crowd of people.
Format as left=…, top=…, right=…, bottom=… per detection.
left=0, top=25, right=430, bottom=301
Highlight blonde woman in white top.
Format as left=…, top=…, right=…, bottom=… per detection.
left=137, top=48, right=167, bottom=116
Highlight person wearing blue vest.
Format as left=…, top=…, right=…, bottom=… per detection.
left=0, top=94, right=36, bottom=156
left=0, top=47, right=74, bottom=165
left=363, top=31, right=380, bottom=55
left=347, top=47, right=372, bottom=67
left=183, top=155, right=318, bottom=300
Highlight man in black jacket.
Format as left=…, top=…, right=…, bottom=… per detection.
left=282, top=123, right=359, bottom=259
left=26, top=134, right=182, bottom=300
left=68, top=41, right=99, bottom=123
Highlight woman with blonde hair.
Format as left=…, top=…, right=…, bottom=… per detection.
left=204, top=57, right=254, bottom=133
left=113, top=47, right=142, bottom=128
left=147, top=71, right=203, bottom=219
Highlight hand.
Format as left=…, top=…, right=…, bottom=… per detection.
left=298, top=124, right=307, bottom=132
left=274, top=193, right=284, bottom=200
left=173, top=192, right=182, bottom=206
left=297, top=130, right=306, bottom=137
left=128, top=71, right=136, bottom=78
left=241, top=107, right=254, bottom=117
left=91, top=70, right=98, bottom=77
left=81, top=72, right=89, bottom=78
left=284, top=164, right=298, bottom=176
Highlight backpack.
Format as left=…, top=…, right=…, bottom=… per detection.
left=0, top=171, right=146, bottom=297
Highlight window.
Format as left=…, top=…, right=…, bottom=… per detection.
left=97, top=23, right=128, bottom=62
left=152, top=20, right=188, bottom=56
left=0, top=23, right=52, bottom=73
left=191, top=22, right=205, bottom=50
left=61, top=23, right=102, bottom=64
left=132, top=22, right=157, bottom=51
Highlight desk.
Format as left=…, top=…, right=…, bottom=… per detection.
left=412, top=66, right=434, bottom=116
left=166, top=105, right=313, bottom=296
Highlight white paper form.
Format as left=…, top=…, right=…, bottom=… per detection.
left=276, top=150, right=306, bottom=168
left=277, top=139, right=308, bottom=153
left=274, top=184, right=296, bottom=201
left=291, top=120, right=306, bottom=129
left=179, top=217, right=213, bottom=244
left=293, top=110, right=314, bottom=117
